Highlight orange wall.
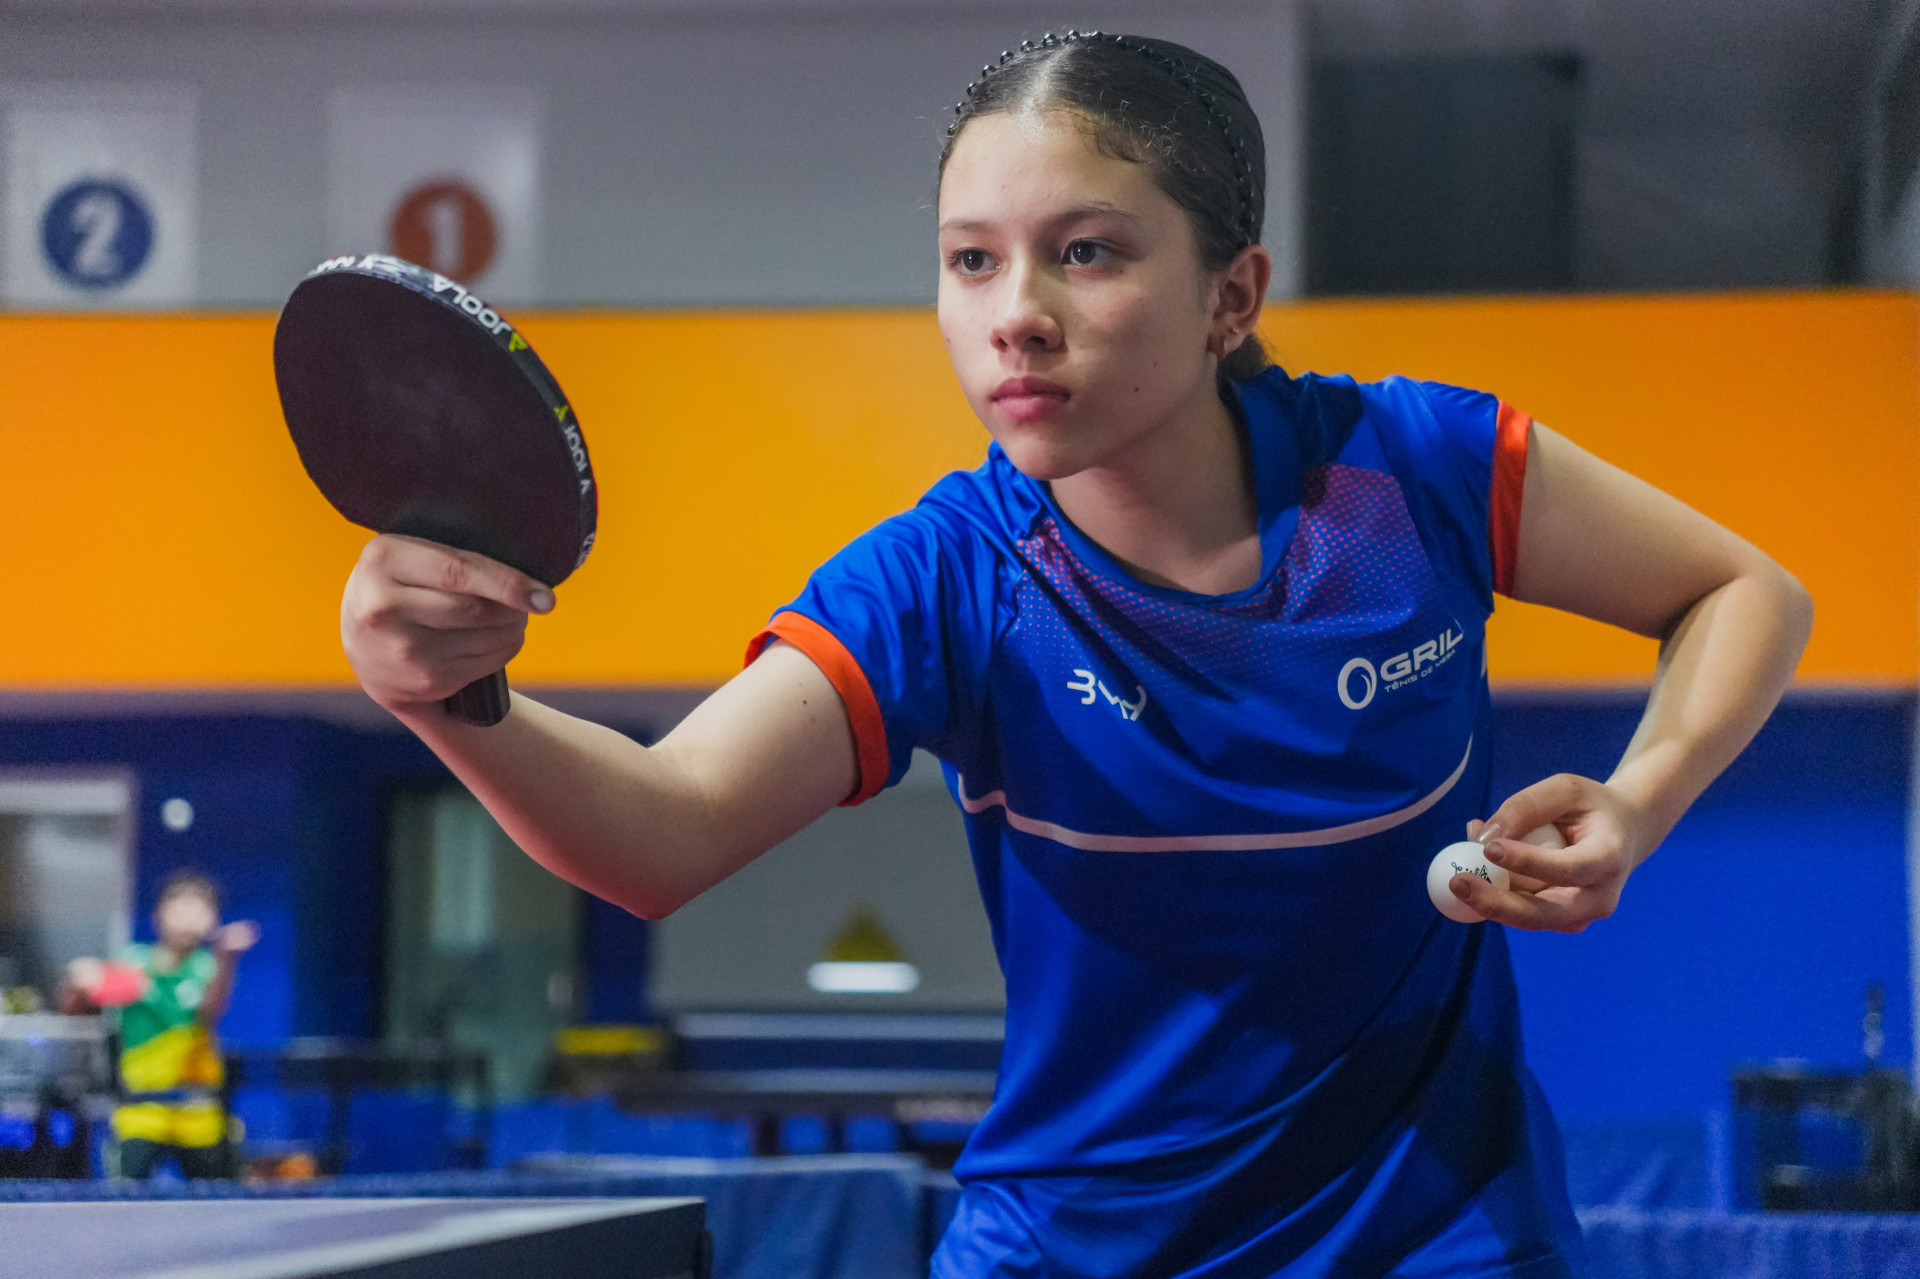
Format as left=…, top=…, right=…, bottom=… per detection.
left=0, top=291, right=1913, bottom=690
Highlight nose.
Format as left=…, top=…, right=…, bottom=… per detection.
left=990, top=262, right=1063, bottom=355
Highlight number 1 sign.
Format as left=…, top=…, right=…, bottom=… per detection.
left=1, top=86, right=198, bottom=309
left=326, top=87, right=542, bottom=305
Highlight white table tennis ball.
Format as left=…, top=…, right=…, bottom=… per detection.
left=1523, top=824, right=1567, bottom=852
left=1426, top=825, right=1565, bottom=922
left=1427, top=841, right=1508, bottom=922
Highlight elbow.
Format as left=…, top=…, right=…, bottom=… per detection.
left=623, top=866, right=728, bottom=921
left=618, top=880, right=700, bottom=922
left=628, top=896, right=682, bottom=923
left=1772, top=562, right=1814, bottom=653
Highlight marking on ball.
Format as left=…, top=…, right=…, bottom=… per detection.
left=1427, top=840, right=1508, bottom=923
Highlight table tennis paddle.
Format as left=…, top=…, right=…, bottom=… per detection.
left=273, top=254, right=596, bottom=727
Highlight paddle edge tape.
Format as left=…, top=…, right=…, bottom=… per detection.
left=275, top=252, right=599, bottom=581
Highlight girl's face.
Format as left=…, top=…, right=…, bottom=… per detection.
left=155, top=890, right=217, bottom=951
left=937, top=110, right=1228, bottom=481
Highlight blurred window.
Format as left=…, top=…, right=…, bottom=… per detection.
left=0, top=776, right=131, bottom=1004
left=1880, top=21, right=1920, bottom=221
left=383, top=788, right=581, bottom=1100
left=1308, top=55, right=1580, bottom=295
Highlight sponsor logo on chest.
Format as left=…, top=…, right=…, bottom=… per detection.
left=1337, top=625, right=1465, bottom=710
left=1067, top=669, right=1148, bottom=722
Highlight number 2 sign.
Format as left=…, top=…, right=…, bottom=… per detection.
left=1, top=87, right=197, bottom=308
left=40, top=179, right=157, bottom=289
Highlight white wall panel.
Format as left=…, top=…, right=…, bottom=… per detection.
left=0, top=85, right=198, bottom=306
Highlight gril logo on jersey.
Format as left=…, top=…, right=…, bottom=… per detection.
left=1068, top=669, right=1147, bottom=721
left=1337, top=626, right=1465, bottom=710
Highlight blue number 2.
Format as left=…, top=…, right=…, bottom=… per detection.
left=41, top=179, right=156, bottom=289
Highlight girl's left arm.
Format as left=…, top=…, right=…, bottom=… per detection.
left=1445, top=423, right=1814, bottom=932
left=197, top=922, right=259, bottom=1027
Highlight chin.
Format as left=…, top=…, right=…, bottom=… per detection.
left=983, top=412, right=1108, bottom=481
left=991, top=434, right=1092, bottom=483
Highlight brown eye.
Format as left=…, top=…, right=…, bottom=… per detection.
left=955, top=249, right=990, bottom=274
left=1065, top=240, right=1112, bottom=267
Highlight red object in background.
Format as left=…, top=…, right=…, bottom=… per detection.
left=389, top=179, right=498, bottom=284
left=88, top=961, right=147, bottom=1007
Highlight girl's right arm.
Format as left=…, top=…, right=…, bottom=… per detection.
left=344, top=533, right=858, bottom=919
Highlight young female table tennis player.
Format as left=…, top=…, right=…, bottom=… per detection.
left=340, top=32, right=1810, bottom=1277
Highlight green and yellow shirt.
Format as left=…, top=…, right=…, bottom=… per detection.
left=115, top=944, right=224, bottom=1098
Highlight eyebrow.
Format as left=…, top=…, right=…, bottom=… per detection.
left=938, top=201, right=1149, bottom=236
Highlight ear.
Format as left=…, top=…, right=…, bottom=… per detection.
left=1210, top=245, right=1271, bottom=358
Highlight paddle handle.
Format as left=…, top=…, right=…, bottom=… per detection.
left=445, top=670, right=511, bottom=727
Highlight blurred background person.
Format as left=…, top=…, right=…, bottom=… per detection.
left=63, top=870, right=259, bottom=1180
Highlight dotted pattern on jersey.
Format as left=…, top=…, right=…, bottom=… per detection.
left=1008, top=463, right=1443, bottom=687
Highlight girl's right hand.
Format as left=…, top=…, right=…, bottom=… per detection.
left=341, top=533, right=555, bottom=716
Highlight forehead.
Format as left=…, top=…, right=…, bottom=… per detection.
left=939, top=110, right=1169, bottom=221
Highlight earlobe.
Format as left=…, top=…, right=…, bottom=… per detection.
left=1217, top=245, right=1272, bottom=345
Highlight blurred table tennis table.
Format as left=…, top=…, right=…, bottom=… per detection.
left=0, top=1196, right=709, bottom=1279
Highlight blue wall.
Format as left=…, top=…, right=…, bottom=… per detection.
left=1493, top=692, right=1913, bottom=1123
left=0, top=717, right=448, bottom=1043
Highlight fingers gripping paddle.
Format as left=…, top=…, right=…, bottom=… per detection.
left=273, top=254, right=596, bottom=726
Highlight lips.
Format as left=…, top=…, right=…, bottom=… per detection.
left=990, top=376, right=1071, bottom=423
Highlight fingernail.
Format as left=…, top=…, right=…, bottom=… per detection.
left=529, top=590, right=555, bottom=614
left=1484, top=843, right=1506, bottom=864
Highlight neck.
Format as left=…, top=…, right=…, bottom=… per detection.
left=1051, top=380, right=1261, bottom=594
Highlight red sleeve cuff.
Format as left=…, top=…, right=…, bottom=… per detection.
left=745, top=612, right=890, bottom=806
left=1491, top=403, right=1531, bottom=597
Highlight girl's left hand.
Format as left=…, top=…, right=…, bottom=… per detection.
left=212, top=921, right=260, bottom=956
left=1451, top=773, right=1652, bottom=933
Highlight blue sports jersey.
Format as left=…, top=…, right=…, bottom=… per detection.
left=748, top=367, right=1582, bottom=1277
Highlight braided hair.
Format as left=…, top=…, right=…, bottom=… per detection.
left=940, top=30, right=1272, bottom=382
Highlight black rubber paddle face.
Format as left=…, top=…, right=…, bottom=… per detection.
left=273, top=254, right=596, bottom=726
left=274, top=255, right=595, bottom=587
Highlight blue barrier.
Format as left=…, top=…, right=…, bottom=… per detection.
left=229, top=1085, right=331, bottom=1149
left=346, top=1091, right=459, bottom=1174
left=1580, top=1207, right=1920, bottom=1279
left=229, top=1086, right=485, bottom=1174
left=1561, top=1118, right=1716, bottom=1211
left=486, top=1097, right=756, bottom=1166
left=844, top=1115, right=901, bottom=1154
